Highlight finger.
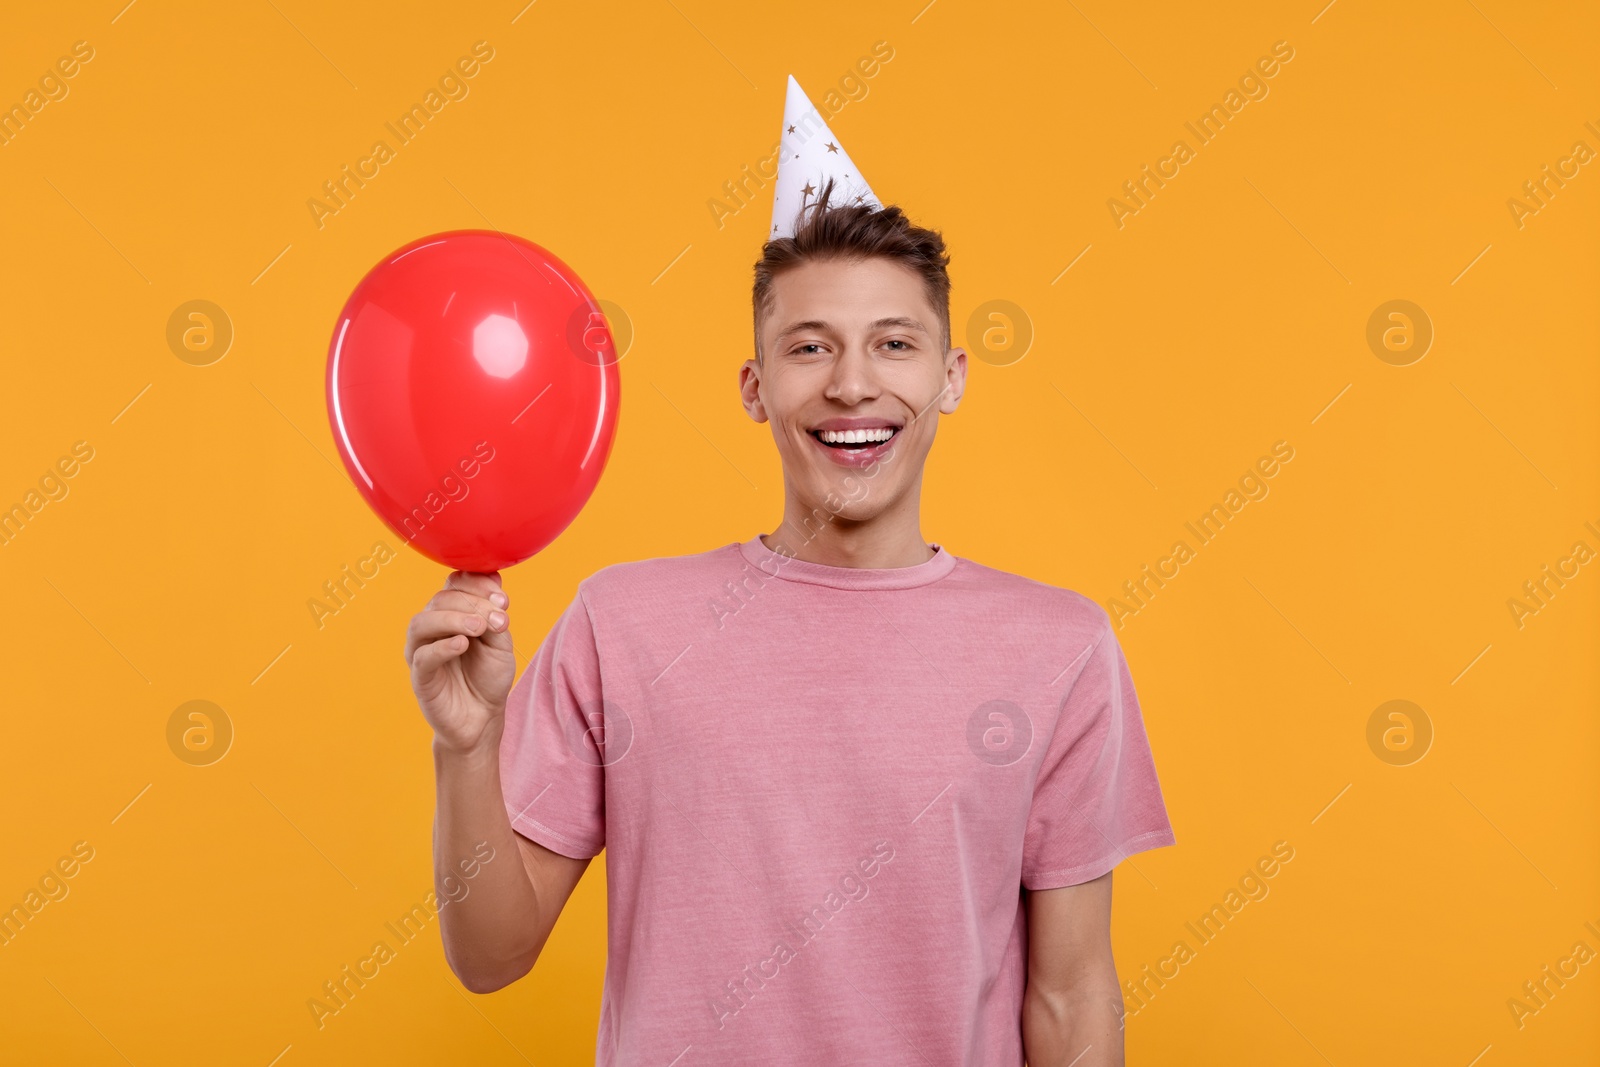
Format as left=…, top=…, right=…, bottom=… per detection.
left=471, top=614, right=514, bottom=657
left=427, top=588, right=499, bottom=616
left=445, top=571, right=509, bottom=609
left=420, top=604, right=514, bottom=660
left=421, top=592, right=509, bottom=649
left=411, top=633, right=469, bottom=681
left=446, top=570, right=507, bottom=606
left=448, top=568, right=502, bottom=585
left=406, top=607, right=492, bottom=659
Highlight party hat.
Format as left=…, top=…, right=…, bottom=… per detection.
left=769, top=74, right=881, bottom=239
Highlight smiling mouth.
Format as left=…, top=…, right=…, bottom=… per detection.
left=808, top=426, right=902, bottom=450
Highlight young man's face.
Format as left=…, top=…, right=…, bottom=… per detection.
left=739, top=255, right=966, bottom=525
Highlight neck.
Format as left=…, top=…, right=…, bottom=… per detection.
left=764, top=477, right=932, bottom=568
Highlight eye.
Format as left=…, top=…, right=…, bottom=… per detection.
left=882, top=339, right=913, bottom=352
left=791, top=343, right=824, bottom=355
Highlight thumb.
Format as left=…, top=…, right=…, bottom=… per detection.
left=475, top=608, right=514, bottom=655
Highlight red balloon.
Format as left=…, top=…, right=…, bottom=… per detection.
left=326, top=229, right=620, bottom=572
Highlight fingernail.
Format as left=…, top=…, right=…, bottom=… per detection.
left=489, top=610, right=508, bottom=628
left=490, top=591, right=508, bottom=608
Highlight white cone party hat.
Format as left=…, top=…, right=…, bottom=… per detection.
left=769, top=74, right=882, bottom=239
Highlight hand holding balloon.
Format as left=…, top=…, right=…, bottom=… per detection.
left=406, top=571, right=515, bottom=756
left=326, top=229, right=621, bottom=571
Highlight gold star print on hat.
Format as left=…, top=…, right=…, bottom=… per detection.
left=769, top=74, right=881, bottom=239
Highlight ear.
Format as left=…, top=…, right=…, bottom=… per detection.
left=939, top=347, right=968, bottom=415
left=739, top=358, right=769, bottom=423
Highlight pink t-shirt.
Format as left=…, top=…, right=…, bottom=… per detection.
left=499, top=534, right=1176, bottom=1066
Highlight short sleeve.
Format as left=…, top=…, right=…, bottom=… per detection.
left=1021, top=622, right=1176, bottom=890
left=497, top=584, right=606, bottom=860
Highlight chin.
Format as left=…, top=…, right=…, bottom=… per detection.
left=820, top=498, right=877, bottom=524
left=818, top=477, right=897, bottom=521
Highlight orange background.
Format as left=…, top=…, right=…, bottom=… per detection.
left=1, top=0, right=1596, bottom=1063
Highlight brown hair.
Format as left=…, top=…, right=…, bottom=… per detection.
left=751, top=175, right=951, bottom=363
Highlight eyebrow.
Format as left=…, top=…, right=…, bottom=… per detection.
left=775, top=316, right=929, bottom=343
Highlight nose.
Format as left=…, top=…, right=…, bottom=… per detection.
left=822, top=341, right=879, bottom=406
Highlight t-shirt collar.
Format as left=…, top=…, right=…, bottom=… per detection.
left=738, top=533, right=958, bottom=591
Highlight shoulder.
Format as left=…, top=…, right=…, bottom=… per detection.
left=577, top=541, right=743, bottom=608
left=948, top=554, right=1113, bottom=647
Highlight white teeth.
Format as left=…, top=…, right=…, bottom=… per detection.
left=818, top=427, right=897, bottom=445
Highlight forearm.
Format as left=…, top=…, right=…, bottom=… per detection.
left=433, top=733, right=541, bottom=992
left=1022, top=980, right=1126, bottom=1067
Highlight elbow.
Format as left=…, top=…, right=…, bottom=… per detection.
left=450, top=961, right=529, bottom=995
left=1023, top=977, right=1127, bottom=1035
left=1022, top=982, right=1071, bottom=1031
left=445, top=946, right=536, bottom=994
left=437, top=898, right=551, bottom=994
left=458, top=971, right=511, bottom=995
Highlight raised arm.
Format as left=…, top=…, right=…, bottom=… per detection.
left=409, top=570, right=592, bottom=992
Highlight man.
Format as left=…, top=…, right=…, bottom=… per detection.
left=405, top=81, right=1176, bottom=1066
